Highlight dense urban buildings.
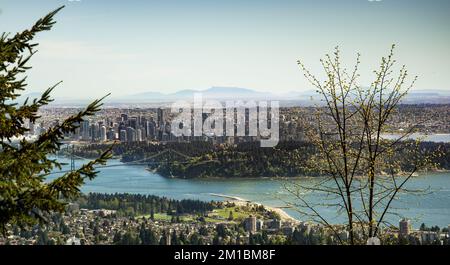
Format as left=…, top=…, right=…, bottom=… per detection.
left=25, top=104, right=450, bottom=145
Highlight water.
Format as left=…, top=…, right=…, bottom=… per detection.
left=47, top=156, right=450, bottom=228
left=381, top=133, right=450, bottom=143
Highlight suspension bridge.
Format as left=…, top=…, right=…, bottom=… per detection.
left=49, top=145, right=219, bottom=175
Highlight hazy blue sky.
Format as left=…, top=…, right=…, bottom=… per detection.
left=1, top=0, right=449, bottom=99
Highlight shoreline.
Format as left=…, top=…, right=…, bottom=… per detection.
left=56, top=154, right=450, bottom=179
left=151, top=168, right=450, bottom=180
left=208, top=193, right=300, bottom=224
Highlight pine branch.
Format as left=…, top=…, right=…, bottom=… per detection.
left=0, top=6, right=114, bottom=233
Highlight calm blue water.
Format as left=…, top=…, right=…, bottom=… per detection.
left=47, top=156, right=450, bottom=228
left=381, top=133, right=450, bottom=143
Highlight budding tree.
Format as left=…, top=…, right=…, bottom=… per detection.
left=283, top=45, right=441, bottom=244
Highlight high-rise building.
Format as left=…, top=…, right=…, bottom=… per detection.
left=126, top=127, right=136, bottom=142
left=146, top=120, right=156, bottom=139
left=299, top=222, right=311, bottom=234
left=157, top=108, right=166, bottom=127
left=137, top=115, right=144, bottom=127
left=90, top=124, right=99, bottom=142
left=271, top=219, right=282, bottom=230
left=256, top=219, right=264, bottom=231
left=340, top=231, right=350, bottom=242
left=399, top=218, right=411, bottom=236
left=129, top=117, right=138, bottom=129
left=100, top=125, right=107, bottom=142
left=244, top=215, right=257, bottom=233
left=81, top=120, right=90, bottom=141
left=119, top=129, right=127, bottom=142
left=136, top=128, right=142, bottom=142
left=164, top=229, right=171, bottom=245
left=448, top=225, right=450, bottom=241
left=107, top=128, right=116, bottom=140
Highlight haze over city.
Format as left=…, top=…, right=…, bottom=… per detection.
left=1, top=0, right=450, bottom=100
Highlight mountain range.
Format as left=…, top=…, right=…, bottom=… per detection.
left=117, top=87, right=275, bottom=102
left=13, top=86, right=450, bottom=107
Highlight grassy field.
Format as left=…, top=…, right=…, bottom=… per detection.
left=137, top=213, right=170, bottom=221
left=209, top=206, right=264, bottom=222
left=137, top=205, right=265, bottom=224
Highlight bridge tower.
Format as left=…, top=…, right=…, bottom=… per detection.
left=167, top=148, right=171, bottom=165
left=70, top=145, right=75, bottom=171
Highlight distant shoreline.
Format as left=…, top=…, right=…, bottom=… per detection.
left=152, top=169, right=450, bottom=180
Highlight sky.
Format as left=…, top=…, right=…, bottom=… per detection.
left=0, top=0, right=449, bottom=99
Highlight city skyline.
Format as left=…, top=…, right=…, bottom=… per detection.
left=0, top=0, right=449, bottom=100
